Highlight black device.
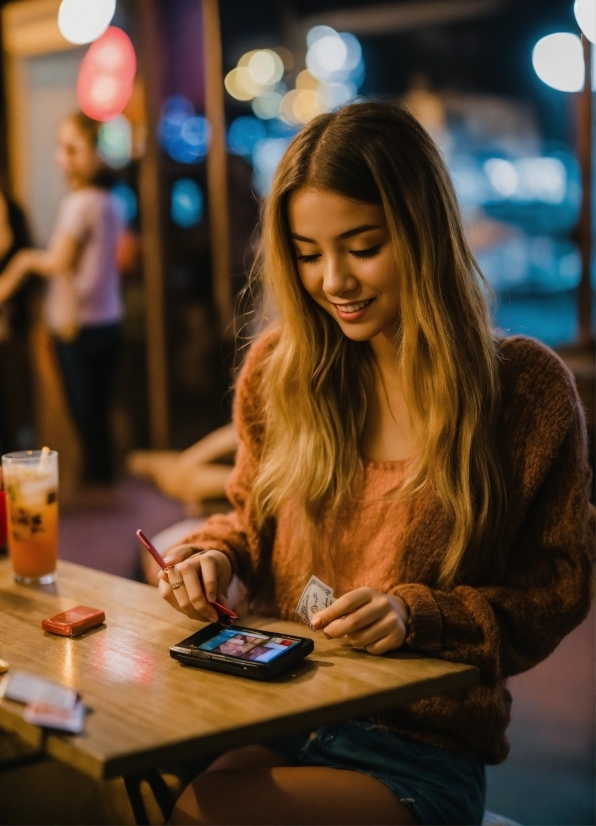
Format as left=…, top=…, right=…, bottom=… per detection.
left=170, top=623, right=314, bottom=681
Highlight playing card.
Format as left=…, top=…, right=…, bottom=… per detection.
left=23, top=701, right=86, bottom=733
left=295, top=575, right=335, bottom=628
left=1, top=671, right=79, bottom=711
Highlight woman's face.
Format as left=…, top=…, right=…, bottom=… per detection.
left=288, top=187, right=400, bottom=344
left=55, top=119, right=100, bottom=189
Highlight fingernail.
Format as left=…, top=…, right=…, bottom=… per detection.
left=311, top=616, right=322, bottom=629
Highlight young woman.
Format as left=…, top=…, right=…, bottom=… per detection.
left=158, top=102, right=593, bottom=826
left=4, top=112, right=123, bottom=483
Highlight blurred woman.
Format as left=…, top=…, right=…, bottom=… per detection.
left=5, top=112, right=123, bottom=483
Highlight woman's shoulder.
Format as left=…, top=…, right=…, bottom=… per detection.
left=496, top=334, right=583, bottom=436
left=232, top=323, right=280, bottom=448
left=238, top=323, right=281, bottom=376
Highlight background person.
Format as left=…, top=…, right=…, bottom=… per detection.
left=4, top=112, right=123, bottom=484
left=157, top=102, right=593, bottom=826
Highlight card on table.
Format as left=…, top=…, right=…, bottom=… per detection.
left=295, top=575, right=335, bottom=628
left=1, top=671, right=79, bottom=711
left=23, top=701, right=86, bottom=733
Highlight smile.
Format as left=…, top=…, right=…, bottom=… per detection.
left=332, top=298, right=375, bottom=318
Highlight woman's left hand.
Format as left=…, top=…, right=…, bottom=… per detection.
left=311, top=587, right=409, bottom=655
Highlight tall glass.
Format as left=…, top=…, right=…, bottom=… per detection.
left=2, top=450, right=59, bottom=585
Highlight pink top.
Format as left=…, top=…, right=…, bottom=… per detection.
left=45, top=187, right=123, bottom=333
left=274, top=458, right=413, bottom=607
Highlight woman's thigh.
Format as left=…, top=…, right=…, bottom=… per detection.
left=171, top=746, right=419, bottom=826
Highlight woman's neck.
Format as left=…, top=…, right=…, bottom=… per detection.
left=361, top=330, right=419, bottom=462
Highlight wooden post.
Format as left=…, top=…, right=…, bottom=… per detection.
left=577, top=34, right=593, bottom=346
left=202, top=0, right=233, bottom=337
left=137, top=0, right=170, bottom=447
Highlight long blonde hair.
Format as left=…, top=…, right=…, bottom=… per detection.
left=249, top=101, right=505, bottom=588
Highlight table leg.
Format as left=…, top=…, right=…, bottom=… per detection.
left=123, top=769, right=176, bottom=825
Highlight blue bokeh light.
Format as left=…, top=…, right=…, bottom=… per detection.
left=227, top=116, right=267, bottom=157
left=111, top=181, right=138, bottom=225
left=159, top=96, right=210, bottom=164
left=171, top=178, right=203, bottom=228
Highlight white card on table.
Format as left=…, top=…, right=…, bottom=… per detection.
left=295, top=575, right=335, bottom=628
left=1, top=671, right=79, bottom=711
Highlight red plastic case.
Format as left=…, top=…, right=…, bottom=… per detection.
left=42, top=605, right=105, bottom=636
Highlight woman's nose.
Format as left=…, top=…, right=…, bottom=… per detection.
left=322, top=256, right=358, bottom=296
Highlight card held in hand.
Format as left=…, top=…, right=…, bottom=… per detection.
left=296, top=575, right=335, bottom=628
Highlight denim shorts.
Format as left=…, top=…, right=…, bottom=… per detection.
left=265, top=720, right=486, bottom=825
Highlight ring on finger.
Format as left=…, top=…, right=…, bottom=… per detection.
left=171, top=580, right=185, bottom=590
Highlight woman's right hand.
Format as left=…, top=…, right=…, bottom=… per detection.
left=157, top=546, right=233, bottom=623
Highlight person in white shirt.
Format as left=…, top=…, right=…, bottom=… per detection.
left=5, top=112, right=124, bottom=483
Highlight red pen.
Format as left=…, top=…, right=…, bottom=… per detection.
left=136, top=529, right=237, bottom=625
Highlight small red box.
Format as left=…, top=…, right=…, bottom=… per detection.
left=42, top=605, right=105, bottom=636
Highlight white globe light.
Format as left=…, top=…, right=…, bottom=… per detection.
left=339, top=33, right=362, bottom=72
left=484, top=159, right=519, bottom=198
left=58, top=0, right=116, bottom=46
left=574, top=0, right=596, bottom=44
left=306, top=25, right=337, bottom=47
left=306, top=35, right=348, bottom=81
left=248, top=51, right=277, bottom=85
left=532, top=33, right=585, bottom=92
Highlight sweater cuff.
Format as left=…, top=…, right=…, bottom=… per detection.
left=390, top=583, right=443, bottom=652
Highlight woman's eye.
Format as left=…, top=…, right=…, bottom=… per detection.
left=296, top=253, right=320, bottom=264
left=350, top=245, right=382, bottom=259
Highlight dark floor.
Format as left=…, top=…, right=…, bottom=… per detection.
left=59, top=478, right=596, bottom=826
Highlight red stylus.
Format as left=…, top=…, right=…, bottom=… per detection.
left=136, top=529, right=237, bottom=625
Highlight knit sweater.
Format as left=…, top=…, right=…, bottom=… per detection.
left=182, top=325, right=594, bottom=765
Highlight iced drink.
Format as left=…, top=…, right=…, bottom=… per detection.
left=2, top=450, right=58, bottom=584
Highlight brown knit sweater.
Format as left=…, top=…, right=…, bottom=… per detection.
left=182, top=325, right=594, bottom=765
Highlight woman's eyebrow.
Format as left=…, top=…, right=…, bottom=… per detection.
left=291, top=224, right=381, bottom=243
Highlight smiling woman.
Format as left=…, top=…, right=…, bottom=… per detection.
left=157, top=101, right=593, bottom=826
left=290, top=194, right=398, bottom=334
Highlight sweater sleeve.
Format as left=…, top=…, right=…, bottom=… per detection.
left=391, top=348, right=594, bottom=684
left=177, top=327, right=277, bottom=594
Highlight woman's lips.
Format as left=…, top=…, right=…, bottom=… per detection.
left=332, top=297, right=375, bottom=321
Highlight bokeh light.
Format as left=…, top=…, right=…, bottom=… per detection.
left=484, top=156, right=568, bottom=204
left=98, top=115, right=132, bottom=168
left=158, top=96, right=210, bottom=163
left=227, top=116, right=266, bottom=157
left=224, top=67, right=262, bottom=101
left=296, top=70, right=319, bottom=91
left=111, top=181, right=137, bottom=224
left=307, top=35, right=348, bottom=80
left=58, top=0, right=116, bottom=46
left=574, top=0, right=596, bottom=44
left=171, top=178, right=203, bottom=228
left=484, top=159, right=519, bottom=198
left=252, top=91, right=283, bottom=119
left=247, top=49, right=284, bottom=86
left=306, top=25, right=337, bottom=48
left=228, top=28, right=364, bottom=191
left=252, top=137, right=290, bottom=195
left=532, top=33, right=584, bottom=92
left=77, top=27, right=136, bottom=121
left=225, top=47, right=289, bottom=104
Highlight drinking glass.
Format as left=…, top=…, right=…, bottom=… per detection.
left=2, top=450, right=59, bottom=585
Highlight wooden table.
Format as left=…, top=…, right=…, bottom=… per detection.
left=0, top=558, right=478, bottom=784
